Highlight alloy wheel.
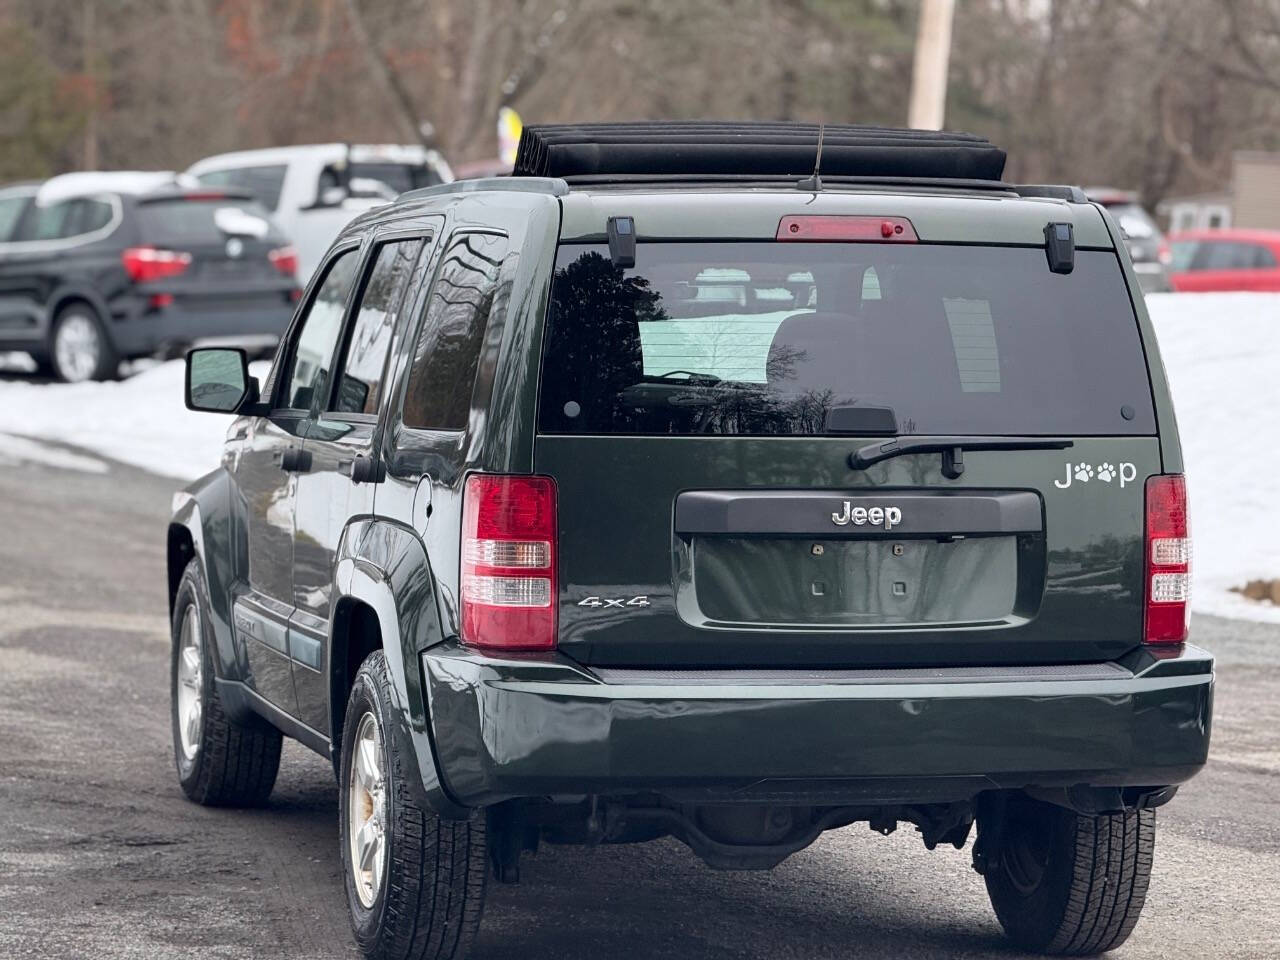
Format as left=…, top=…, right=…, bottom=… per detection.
left=348, top=711, right=387, bottom=909
left=175, top=604, right=204, bottom=761
left=53, top=314, right=101, bottom=382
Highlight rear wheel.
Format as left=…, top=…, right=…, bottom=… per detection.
left=27, top=350, right=54, bottom=377
left=50, top=304, right=118, bottom=382
left=171, top=559, right=282, bottom=806
left=982, top=794, right=1155, bottom=956
left=340, top=650, right=487, bottom=960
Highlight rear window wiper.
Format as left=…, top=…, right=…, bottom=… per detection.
left=849, top=436, right=1073, bottom=479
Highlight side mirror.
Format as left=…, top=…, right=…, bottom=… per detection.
left=185, top=347, right=258, bottom=413
left=318, top=185, right=348, bottom=208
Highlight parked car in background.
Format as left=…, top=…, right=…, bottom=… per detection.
left=1166, top=229, right=1280, bottom=292
left=1086, top=188, right=1171, bottom=292
left=0, top=172, right=299, bottom=381
left=187, top=144, right=454, bottom=283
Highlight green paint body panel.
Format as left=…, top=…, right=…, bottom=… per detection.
left=423, top=642, right=1212, bottom=808
left=557, top=190, right=1118, bottom=247
left=537, top=436, right=1161, bottom=668
left=169, top=176, right=1212, bottom=820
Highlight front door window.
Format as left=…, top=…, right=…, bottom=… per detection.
left=281, top=249, right=360, bottom=411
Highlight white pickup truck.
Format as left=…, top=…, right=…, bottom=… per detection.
left=187, top=143, right=453, bottom=283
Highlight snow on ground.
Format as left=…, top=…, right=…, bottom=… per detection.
left=0, top=293, right=1277, bottom=622
left=0, top=359, right=261, bottom=482
left=1145, top=293, right=1280, bottom=624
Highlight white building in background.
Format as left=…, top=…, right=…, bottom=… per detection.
left=1160, top=151, right=1280, bottom=232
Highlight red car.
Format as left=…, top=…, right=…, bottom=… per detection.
left=1166, top=229, right=1280, bottom=292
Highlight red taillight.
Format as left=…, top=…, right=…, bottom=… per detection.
left=461, top=474, right=557, bottom=651
left=268, top=245, right=299, bottom=278
left=777, top=215, right=918, bottom=242
left=1157, top=241, right=1173, bottom=267
left=1144, top=474, right=1190, bottom=644
left=122, top=246, right=192, bottom=283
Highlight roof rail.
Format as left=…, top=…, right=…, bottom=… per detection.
left=514, top=121, right=1007, bottom=183
left=396, top=176, right=568, bottom=204
left=1014, top=184, right=1089, bottom=203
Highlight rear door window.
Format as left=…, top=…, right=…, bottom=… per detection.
left=402, top=233, right=507, bottom=430
left=538, top=242, right=1155, bottom=437
left=331, top=239, right=424, bottom=416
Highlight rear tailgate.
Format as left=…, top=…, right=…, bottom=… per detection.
left=133, top=195, right=297, bottom=310
left=534, top=236, right=1161, bottom=669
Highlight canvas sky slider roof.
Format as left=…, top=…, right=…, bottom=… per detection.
left=513, top=121, right=1008, bottom=182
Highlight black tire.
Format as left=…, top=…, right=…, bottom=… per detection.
left=983, top=794, right=1156, bottom=956
left=170, top=559, right=282, bottom=806
left=339, top=650, right=487, bottom=960
left=27, top=350, right=54, bottom=377
left=49, top=303, right=119, bottom=382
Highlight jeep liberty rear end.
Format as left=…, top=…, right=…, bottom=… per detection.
left=172, top=123, right=1211, bottom=960
left=432, top=127, right=1210, bottom=957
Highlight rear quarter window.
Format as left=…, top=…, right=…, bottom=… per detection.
left=538, top=242, right=1156, bottom=437
left=401, top=233, right=508, bottom=430
left=11, top=196, right=116, bottom=243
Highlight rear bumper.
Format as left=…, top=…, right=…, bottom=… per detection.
left=422, top=644, right=1213, bottom=809
left=109, top=300, right=294, bottom=355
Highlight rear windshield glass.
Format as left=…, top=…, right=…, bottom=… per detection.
left=349, top=162, right=445, bottom=195
left=538, top=242, right=1155, bottom=437
left=135, top=198, right=280, bottom=246
left=195, top=165, right=288, bottom=209
left=1170, top=240, right=1277, bottom=272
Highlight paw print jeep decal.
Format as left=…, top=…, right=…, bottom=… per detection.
left=1054, top=461, right=1137, bottom=489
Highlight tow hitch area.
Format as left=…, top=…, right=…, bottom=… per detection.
left=488, top=797, right=980, bottom=875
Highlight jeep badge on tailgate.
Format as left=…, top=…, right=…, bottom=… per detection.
left=831, top=502, right=903, bottom=529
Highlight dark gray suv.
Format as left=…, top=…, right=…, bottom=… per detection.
left=168, top=123, right=1212, bottom=960
left=0, top=176, right=299, bottom=381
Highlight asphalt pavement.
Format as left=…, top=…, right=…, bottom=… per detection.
left=1, top=446, right=1277, bottom=959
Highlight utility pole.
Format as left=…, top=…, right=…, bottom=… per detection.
left=83, top=0, right=99, bottom=169
left=907, top=0, right=956, bottom=131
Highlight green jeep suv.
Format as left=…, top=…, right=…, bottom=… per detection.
left=167, top=123, right=1211, bottom=959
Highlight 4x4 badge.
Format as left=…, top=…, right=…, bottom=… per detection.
left=578, top=596, right=650, bottom=609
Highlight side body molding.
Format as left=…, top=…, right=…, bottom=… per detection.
left=334, top=518, right=470, bottom=819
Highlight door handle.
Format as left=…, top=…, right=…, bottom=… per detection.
left=344, top=454, right=384, bottom=485
left=280, top=447, right=311, bottom=473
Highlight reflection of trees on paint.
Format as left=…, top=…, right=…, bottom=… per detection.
left=539, top=250, right=664, bottom=430
left=403, top=233, right=509, bottom=429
